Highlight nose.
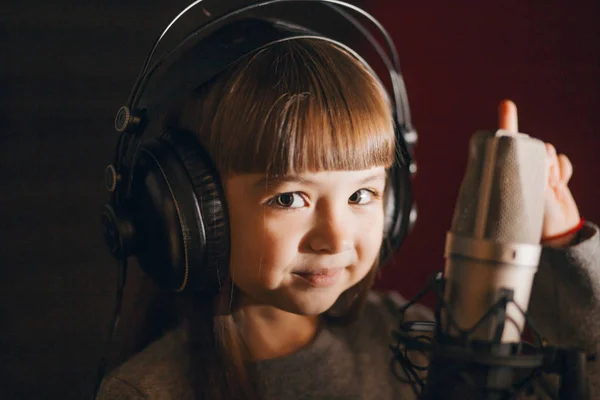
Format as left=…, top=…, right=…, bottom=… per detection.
left=306, top=201, right=353, bottom=254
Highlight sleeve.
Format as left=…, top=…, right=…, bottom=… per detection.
left=528, top=221, right=600, bottom=397
left=96, top=376, right=147, bottom=400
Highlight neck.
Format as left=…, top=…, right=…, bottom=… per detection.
left=235, top=297, right=320, bottom=361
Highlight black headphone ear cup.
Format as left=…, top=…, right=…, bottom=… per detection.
left=159, top=130, right=230, bottom=292
left=100, top=203, right=135, bottom=259
left=380, top=137, right=415, bottom=265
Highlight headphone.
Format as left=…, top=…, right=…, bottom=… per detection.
left=100, top=0, right=418, bottom=294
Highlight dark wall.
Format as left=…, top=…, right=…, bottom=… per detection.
left=368, top=1, right=600, bottom=300
left=1, top=1, right=365, bottom=399
left=1, top=1, right=598, bottom=399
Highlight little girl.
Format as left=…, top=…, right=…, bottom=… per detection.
left=97, top=23, right=600, bottom=400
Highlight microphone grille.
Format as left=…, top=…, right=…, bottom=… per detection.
left=451, top=130, right=547, bottom=244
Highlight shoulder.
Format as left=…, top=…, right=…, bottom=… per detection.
left=96, top=376, right=146, bottom=400
left=96, top=326, right=193, bottom=400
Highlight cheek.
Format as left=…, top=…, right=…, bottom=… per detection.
left=356, top=208, right=385, bottom=263
left=227, top=208, right=302, bottom=287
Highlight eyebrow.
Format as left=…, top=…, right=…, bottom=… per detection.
left=252, top=172, right=386, bottom=189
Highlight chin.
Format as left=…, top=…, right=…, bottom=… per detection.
left=277, top=289, right=343, bottom=316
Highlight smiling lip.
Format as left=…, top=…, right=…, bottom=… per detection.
left=293, top=268, right=343, bottom=288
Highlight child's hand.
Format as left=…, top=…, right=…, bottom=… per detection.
left=498, top=100, right=581, bottom=247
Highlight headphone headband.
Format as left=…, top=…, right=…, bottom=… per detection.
left=129, top=0, right=406, bottom=115
left=102, top=0, right=418, bottom=294
left=114, top=1, right=417, bottom=196
left=137, top=21, right=331, bottom=118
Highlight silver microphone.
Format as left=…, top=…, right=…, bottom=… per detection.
left=391, top=130, right=590, bottom=398
left=442, top=129, right=548, bottom=343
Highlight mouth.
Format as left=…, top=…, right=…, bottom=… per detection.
left=293, top=268, right=344, bottom=288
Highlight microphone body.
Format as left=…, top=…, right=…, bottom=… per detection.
left=424, top=129, right=548, bottom=398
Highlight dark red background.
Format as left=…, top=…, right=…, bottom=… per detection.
left=367, top=1, right=600, bottom=303
left=1, top=1, right=598, bottom=398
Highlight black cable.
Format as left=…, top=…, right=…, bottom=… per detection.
left=535, top=372, right=561, bottom=400
left=390, top=274, right=591, bottom=399
left=92, top=258, right=128, bottom=400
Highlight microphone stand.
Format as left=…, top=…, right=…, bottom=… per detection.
left=389, top=273, right=593, bottom=400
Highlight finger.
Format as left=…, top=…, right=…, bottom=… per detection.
left=546, top=143, right=560, bottom=188
left=498, top=99, right=519, bottom=132
left=557, top=154, right=573, bottom=184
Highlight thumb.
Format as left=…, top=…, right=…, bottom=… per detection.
left=498, top=100, right=518, bottom=132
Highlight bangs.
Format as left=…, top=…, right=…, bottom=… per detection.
left=183, top=38, right=396, bottom=177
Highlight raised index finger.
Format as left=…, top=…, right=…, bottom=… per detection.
left=498, top=99, right=519, bottom=132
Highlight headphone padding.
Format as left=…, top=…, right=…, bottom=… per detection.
left=160, top=130, right=230, bottom=293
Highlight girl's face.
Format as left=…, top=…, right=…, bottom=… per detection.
left=224, top=167, right=387, bottom=315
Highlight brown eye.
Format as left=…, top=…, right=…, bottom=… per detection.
left=348, top=189, right=373, bottom=205
left=274, top=193, right=304, bottom=208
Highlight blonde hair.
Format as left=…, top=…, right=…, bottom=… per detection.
left=171, top=38, right=396, bottom=400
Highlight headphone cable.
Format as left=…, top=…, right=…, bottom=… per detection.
left=92, top=258, right=128, bottom=400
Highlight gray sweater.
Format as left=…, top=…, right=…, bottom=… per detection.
left=97, top=223, right=600, bottom=399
